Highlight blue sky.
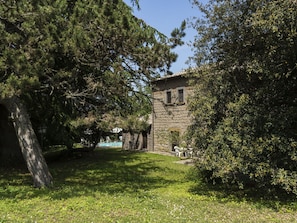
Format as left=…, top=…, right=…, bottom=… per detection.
left=124, top=0, right=207, bottom=74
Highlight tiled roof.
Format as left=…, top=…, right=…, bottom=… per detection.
left=153, top=69, right=188, bottom=82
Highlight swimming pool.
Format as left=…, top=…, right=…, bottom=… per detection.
left=97, top=141, right=123, bottom=148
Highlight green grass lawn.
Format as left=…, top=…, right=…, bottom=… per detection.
left=0, top=148, right=297, bottom=222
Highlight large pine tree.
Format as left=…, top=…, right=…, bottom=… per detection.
left=0, top=0, right=182, bottom=187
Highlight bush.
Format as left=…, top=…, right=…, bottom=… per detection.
left=188, top=0, right=297, bottom=195
left=190, top=92, right=297, bottom=195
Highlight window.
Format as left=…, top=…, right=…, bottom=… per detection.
left=178, top=88, right=184, bottom=103
left=166, top=91, right=172, bottom=104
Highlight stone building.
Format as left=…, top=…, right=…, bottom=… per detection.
left=151, top=71, right=194, bottom=152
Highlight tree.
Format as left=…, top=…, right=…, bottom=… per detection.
left=188, top=0, right=297, bottom=194
left=0, top=0, right=184, bottom=187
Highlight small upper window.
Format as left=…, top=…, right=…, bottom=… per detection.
left=166, top=91, right=172, bottom=104
left=178, top=89, right=184, bottom=103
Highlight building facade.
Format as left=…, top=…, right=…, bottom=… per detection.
left=151, top=71, right=194, bottom=152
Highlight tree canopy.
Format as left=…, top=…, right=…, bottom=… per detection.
left=1, top=0, right=181, bottom=106
left=188, top=0, right=297, bottom=194
left=0, top=0, right=184, bottom=187
left=0, top=0, right=184, bottom=140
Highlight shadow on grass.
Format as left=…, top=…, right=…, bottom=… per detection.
left=186, top=168, right=297, bottom=211
left=0, top=148, right=178, bottom=200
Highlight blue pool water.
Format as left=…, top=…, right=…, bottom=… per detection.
left=97, top=142, right=123, bottom=148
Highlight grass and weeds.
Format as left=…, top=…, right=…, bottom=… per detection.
left=0, top=148, right=297, bottom=222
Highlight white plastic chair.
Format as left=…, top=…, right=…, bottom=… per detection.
left=186, top=148, right=194, bottom=158
left=174, top=146, right=183, bottom=157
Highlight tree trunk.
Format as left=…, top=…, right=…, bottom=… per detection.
left=2, top=96, right=53, bottom=187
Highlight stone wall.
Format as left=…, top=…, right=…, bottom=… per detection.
left=122, top=115, right=152, bottom=151
left=122, top=128, right=151, bottom=151
left=151, top=74, right=193, bottom=152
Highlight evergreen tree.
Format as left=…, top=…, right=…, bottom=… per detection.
left=0, top=0, right=183, bottom=187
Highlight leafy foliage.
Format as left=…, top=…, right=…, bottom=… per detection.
left=0, top=0, right=183, bottom=147
left=189, top=0, right=297, bottom=194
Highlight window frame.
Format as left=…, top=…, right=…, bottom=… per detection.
left=177, top=88, right=185, bottom=105
left=166, top=90, right=172, bottom=104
